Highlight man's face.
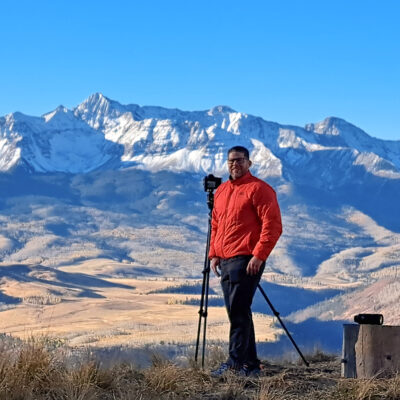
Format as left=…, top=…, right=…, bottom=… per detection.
left=227, top=151, right=252, bottom=180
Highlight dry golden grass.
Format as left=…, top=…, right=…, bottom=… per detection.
left=1, top=337, right=400, bottom=400
left=0, top=274, right=278, bottom=349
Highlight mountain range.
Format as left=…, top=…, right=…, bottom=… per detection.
left=2, top=93, right=400, bottom=179
left=1, top=93, right=399, bottom=352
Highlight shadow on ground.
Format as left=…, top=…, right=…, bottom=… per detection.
left=257, top=318, right=346, bottom=360
left=0, top=264, right=135, bottom=303
left=253, top=282, right=341, bottom=316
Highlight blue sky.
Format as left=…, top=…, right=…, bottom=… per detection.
left=1, top=0, right=399, bottom=140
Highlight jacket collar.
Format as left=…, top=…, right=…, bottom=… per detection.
left=229, top=171, right=253, bottom=186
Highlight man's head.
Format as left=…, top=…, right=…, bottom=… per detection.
left=227, top=146, right=252, bottom=180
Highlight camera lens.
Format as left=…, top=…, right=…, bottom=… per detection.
left=354, top=314, right=383, bottom=325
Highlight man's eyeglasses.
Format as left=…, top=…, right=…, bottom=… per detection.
left=227, top=157, right=248, bottom=165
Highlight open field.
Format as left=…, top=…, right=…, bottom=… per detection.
left=2, top=256, right=399, bottom=361
left=0, top=259, right=280, bottom=350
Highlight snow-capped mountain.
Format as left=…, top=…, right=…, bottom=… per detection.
left=2, top=93, right=400, bottom=182
left=0, top=105, right=122, bottom=173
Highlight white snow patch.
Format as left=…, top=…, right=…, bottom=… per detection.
left=354, top=152, right=400, bottom=179
left=250, top=139, right=282, bottom=178
left=0, top=236, right=13, bottom=252
left=278, top=129, right=341, bottom=152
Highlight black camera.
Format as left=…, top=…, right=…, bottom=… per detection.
left=203, top=174, right=222, bottom=192
left=354, top=313, right=384, bottom=325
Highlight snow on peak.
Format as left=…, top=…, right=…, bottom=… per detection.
left=77, top=93, right=114, bottom=114
left=304, top=117, right=376, bottom=148
left=85, top=92, right=110, bottom=105
left=207, top=105, right=236, bottom=115
left=74, top=93, right=125, bottom=130
left=303, top=116, right=393, bottom=166
left=4, top=111, right=32, bottom=124
left=0, top=102, right=124, bottom=173
left=43, top=105, right=74, bottom=123
left=305, top=117, right=358, bottom=136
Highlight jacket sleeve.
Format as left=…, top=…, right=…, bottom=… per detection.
left=252, top=184, right=282, bottom=261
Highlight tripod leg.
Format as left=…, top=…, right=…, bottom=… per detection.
left=195, top=215, right=212, bottom=366
left=195, top=261, right=209, bottom=363
left=257, top=284, right=309, bottom=367
left=201, top=261, right=211, bottom=368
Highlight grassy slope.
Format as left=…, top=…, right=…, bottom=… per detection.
left=0, top=336, right=399, bottom=400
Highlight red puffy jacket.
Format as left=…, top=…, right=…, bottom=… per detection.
left=209, top=171, right=282, bottom=261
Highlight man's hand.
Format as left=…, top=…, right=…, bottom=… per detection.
left=246, top=256, right=263, bottom=276
left=211, top=257, right=221, bottom=277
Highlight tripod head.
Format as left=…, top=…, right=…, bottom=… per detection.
left=203, top=174, right=222, bottom=211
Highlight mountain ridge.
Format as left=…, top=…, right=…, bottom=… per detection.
left=1, top=93, right=399, bottom=181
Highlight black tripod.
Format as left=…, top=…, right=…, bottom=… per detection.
left=194, top=186, right=215, bottom=368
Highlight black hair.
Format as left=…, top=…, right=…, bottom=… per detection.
left=227, top=146, right=250, bottom=159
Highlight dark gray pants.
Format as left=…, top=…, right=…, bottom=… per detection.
left=220, top=255, right=265, bottom=370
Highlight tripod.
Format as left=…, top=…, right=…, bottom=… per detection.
left=194, top=188, right=214, bottom=368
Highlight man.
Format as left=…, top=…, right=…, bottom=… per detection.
left=209, top=145, right=282, bottom=377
